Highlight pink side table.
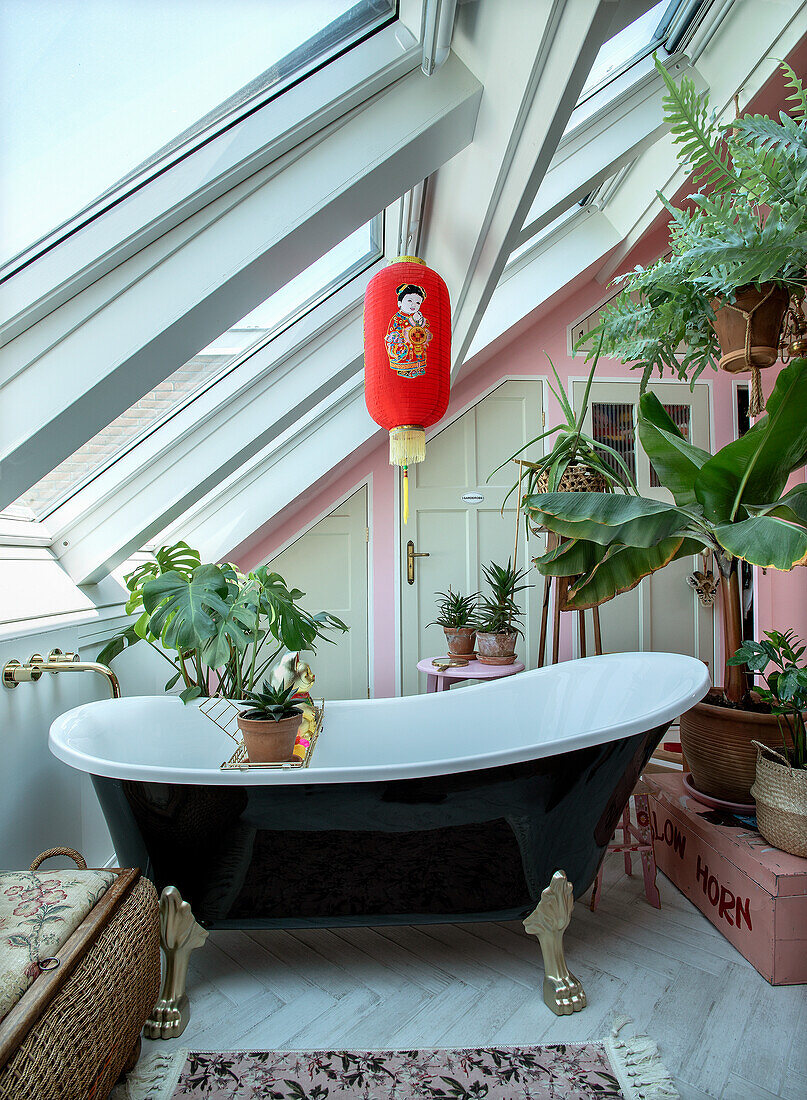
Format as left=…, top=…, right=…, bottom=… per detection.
left=416, top=656, right=525, bottom=693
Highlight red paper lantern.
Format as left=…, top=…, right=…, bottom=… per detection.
left=364, top=256, right=451, bottom=521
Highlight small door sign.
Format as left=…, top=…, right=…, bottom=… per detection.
left=462, top=492, right=484, bottom=504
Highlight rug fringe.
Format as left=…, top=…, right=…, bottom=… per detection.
left=110, top=1048, right=187, bottom=1100
left=607, top=1017, right=680, bottom=1100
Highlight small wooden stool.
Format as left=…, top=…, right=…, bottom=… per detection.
left=590, top=787, right=661, bottom=911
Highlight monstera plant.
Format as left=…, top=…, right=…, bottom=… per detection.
left=525, top=357, right=807, bottom=800
left=98, top=542, right=347, bottom=702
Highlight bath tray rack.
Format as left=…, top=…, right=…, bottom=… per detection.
left=198, top=697, right=325, bottom=770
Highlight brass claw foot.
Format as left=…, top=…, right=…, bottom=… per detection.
left=144, top=886, right=208, bottom=1040
left=523, top=870, right=587, bottom=1016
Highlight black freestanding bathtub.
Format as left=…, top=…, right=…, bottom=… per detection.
left=50, top=652, right=709, bottom=930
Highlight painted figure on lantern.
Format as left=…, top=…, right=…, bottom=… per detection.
left=385, top=283, right=433, bottom=378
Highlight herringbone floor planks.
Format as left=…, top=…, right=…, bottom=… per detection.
left=142, top=866, right=805, bottom=1098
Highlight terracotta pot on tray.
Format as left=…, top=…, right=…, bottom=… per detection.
left=476, top=631, right=517, bottom=666
left=679, top=691, right=795, bottom=803
left=443, top=626, right=476, bottom=657
left=237, top=713, right=301, bottom=763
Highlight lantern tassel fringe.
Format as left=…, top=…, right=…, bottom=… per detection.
left=389, top=426, right=426, bottom=467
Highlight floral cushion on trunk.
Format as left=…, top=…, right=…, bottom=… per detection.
left=0, top=868, right=115, bottom=1022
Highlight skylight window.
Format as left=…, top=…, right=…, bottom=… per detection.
left=14, top=218, right=382, bottom=519
left=578, top=0, right=703, bottom=104
left=0, top=0, right=395, bottom=270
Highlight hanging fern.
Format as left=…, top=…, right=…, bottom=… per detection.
left=778, top=58, right=807, bottom=120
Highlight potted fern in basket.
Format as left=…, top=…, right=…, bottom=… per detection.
left=730, top=631, right=807, bottom=857
left=475, top=560, right=532, bottom=666
left=581, top=59, right=807, bottom=414
left=428, top=588, right=479, bottom=656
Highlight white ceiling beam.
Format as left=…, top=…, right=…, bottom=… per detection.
left=0, top=55, right=481, bottom=511
left=421, top=0, right=657, bottom=380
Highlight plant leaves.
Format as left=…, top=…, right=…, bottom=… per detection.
left=143, top=564, right=231, bottom=652
left=637, top=392, right=711, bottom=505
left=524, top=491, right=689, bottom=548
left=713, top=515, right=807, bottom=570
left=564, top=537, right=702, bottom=609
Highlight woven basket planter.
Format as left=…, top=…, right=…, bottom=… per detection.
left=750, top=745, right=807, bottom=858
left=535, top=463, right=608, bottom=494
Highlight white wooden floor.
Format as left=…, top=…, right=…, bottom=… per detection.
left=143, top=865, right=807, bottom=1100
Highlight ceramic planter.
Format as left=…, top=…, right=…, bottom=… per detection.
left=679, top=691, right=795, bottom=803
left=476, top=631, right=517, bottom=666
left=237, top=712, right=301, bottom=763
left=443, top=626, right=476, bottom=656
left=710, top=283, right=790, bottom=373
left=751, top=747, right=807, bottom=858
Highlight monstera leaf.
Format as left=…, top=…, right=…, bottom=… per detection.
left=124, top=541, right=201, bottom=617
left=252, top=567, right=347, bottom=653
left=637, top=393, right=711, bottom=506
left=200, top=584, right=260, bottom=670
left=142, top=564, right=231, bottom=653
left=694, top=357, right=807, bottom=523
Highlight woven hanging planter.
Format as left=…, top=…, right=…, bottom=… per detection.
left=710, top=283, right=790, bottom=416
left=364, top=257, right=451, bottom=523
left=535, top=463, right=608, bottom=494
left=750, top=743, right=807, bottom=858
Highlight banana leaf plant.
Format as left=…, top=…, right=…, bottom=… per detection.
left=98, top=542, right=347, bottom=702
left=525, top=357, right=807, bottom=705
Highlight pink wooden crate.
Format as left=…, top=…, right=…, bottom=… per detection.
left=644, top=772, right=807, bottom=985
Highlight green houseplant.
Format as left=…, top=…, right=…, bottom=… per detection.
left=98, top=542, right=347, bottom=703
left=476, top=559, right=532, bottom=666
left=582, top=60, right=807, bottom=411
left=731, top=631, right=807, bottom=855
left=525, top=357, right=807, bottom=801
left=237, top=679, right=302, bottom=763
left=492, top=350, right=637, bottom=512
left=428, top=588, right=479, bottom=656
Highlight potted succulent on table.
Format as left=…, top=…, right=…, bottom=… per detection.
left=583, top=60, right=807, bottom=414
left=525, top=357, right=807, bottom=803
left=476, top=559, right=532, bottom=666
left=237, top=679, right=303, bottom=763
left=428, top=588, right=479, bottom=656
left=98, top=541, right=347, bottom=703
left=730, top=631, right=807, bottom=856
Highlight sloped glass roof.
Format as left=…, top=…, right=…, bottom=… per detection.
left=0, top=0, right=395, bottom=269
left=15, top=218, right=381, bottom=519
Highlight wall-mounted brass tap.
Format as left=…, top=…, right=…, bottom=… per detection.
left=2, top=649, right=121, bottom=699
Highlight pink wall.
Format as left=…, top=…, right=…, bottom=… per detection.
left=233, top=56, right=807, bottom=698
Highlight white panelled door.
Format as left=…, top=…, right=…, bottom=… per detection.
left=268, top=486, right=369, bottom=700
left=572, top=379, right=715, bottom=670
left=401, top=381, right=544, bottom=695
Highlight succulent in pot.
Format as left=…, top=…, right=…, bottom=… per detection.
left=730, top=631, right=807, bottom=857
left=526, top=357, right=807, bottom=802
left=476, top=559, right=532, bottom=666
left=428, top=588, right=479, bottom=656
left=237, top=679, right=302, bottom=763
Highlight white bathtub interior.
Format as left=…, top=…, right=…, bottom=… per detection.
left=49, top=652, right=710, bottom=785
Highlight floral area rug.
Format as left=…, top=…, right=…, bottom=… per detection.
left=119, top=1031, right=679, bottom=1099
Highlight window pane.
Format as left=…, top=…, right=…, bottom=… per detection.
left=591, top=402, right=636, bottom=482
left=0, top=0, right=394, bottom=268
left=650, top=403, right=691, bottom=487
left=579, top=1, right=672, bottom=100
left=15, top=220, right=380, bottom=518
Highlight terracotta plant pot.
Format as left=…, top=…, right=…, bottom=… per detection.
left=237, top=713, right=301, bottom=763
left=476, top=631, right=517, bottom=666
left=443, top=626, right=476, bottom=656
left=710, top=283, right=790, bottom=373
left=679, top=690, right=795, bottom=803
left=751, top=749, right=807, bottom=858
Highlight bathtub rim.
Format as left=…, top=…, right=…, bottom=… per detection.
left=49, top=652, right=709, bottom=786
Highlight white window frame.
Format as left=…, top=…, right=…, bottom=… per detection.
left=0, top=10, right=424, bottom=344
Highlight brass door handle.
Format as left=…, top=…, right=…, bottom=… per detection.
left=406, top=540, right=429, bottom=585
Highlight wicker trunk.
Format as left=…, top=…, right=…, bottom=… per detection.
left=0, top=853, right=160, bottom=1100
